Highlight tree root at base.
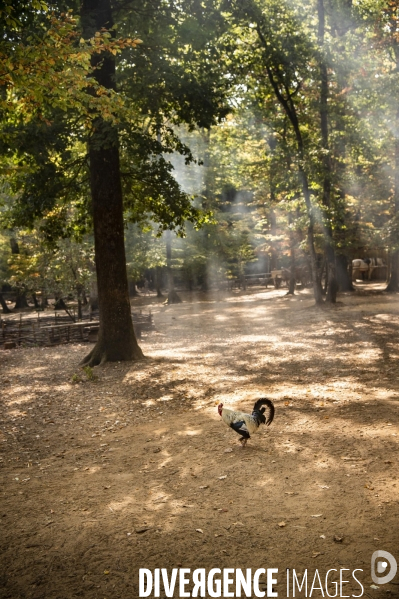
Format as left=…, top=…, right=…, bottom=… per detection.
left=80, top=341, right=144, bottom=367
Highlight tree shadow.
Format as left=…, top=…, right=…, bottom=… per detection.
left=1, top=288, right=398, bottom=598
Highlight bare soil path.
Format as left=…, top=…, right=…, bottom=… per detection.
left=0, top=288, right=398, bottom=598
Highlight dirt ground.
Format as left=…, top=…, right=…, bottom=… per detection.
left=0, top=286, right=398, bottom=599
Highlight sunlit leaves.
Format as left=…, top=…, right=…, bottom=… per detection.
left=0, top=11, right=141, bottom=130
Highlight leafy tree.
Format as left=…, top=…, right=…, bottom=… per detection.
left=1, top=0, right=232, bottom=364
left=78, top=0, right=143, bottom=366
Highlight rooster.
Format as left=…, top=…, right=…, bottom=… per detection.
left=218, top=398, right=275, bottom=447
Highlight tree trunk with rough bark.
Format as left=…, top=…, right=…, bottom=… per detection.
left=80, top=0, right=143, bottom=366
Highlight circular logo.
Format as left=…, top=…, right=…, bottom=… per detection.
left=371, top=550, right=397, bottom=585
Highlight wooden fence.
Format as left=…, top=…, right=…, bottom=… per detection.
left=0, top=311, right=154, bottom=349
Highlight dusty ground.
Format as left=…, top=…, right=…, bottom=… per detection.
left=0, top=286, right=398, bottom=599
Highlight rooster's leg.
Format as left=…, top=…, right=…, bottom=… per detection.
left=239, top=437, right=248, bottom=448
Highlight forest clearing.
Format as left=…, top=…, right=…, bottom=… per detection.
left=1, top=288, right=398, bottom=598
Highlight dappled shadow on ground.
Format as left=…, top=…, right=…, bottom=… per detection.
left=0, top=287, right=398, bottom=598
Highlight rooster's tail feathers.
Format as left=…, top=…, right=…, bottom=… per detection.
left=252, top=398, right=275, bottom=426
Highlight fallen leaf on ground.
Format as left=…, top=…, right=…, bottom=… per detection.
left=135, top=527, right=151, bottom=534
left=278, top=521, right=286, bottom=527
left=196, top=529, right=203, bottom=534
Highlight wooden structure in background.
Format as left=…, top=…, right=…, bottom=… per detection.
left=0, top=311, right=154, bottom=349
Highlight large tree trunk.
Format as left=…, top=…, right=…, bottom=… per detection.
left=80, top=0, right=143, bottom=366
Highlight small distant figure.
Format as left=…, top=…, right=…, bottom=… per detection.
left=143, top=279, right=150, bottom=296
